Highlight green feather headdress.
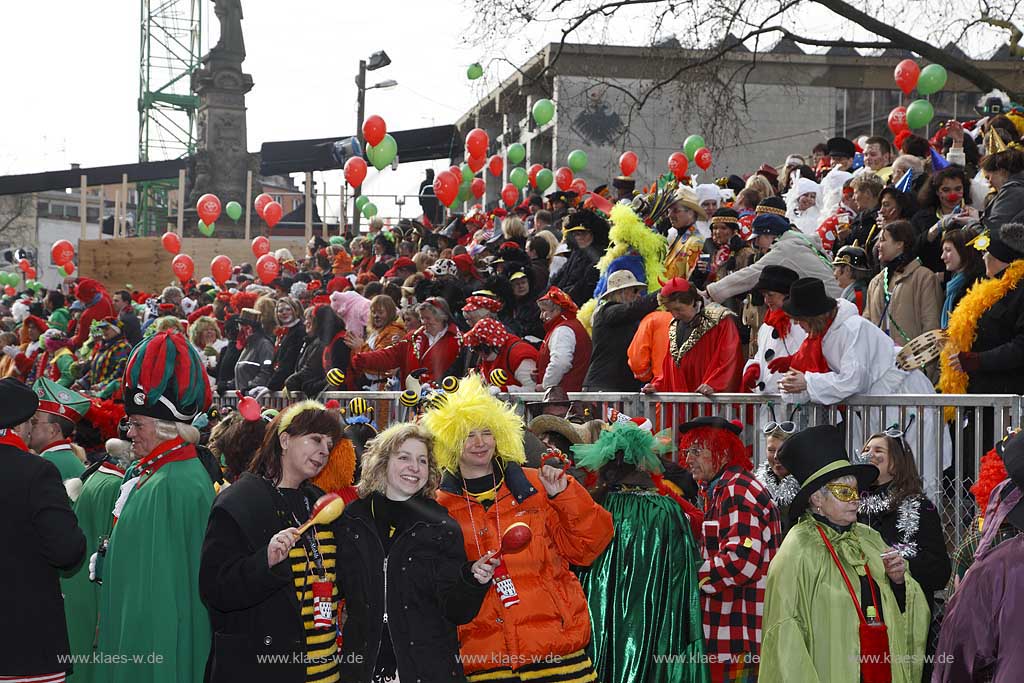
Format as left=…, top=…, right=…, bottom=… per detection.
left=572, top=422, right=662, bottom=473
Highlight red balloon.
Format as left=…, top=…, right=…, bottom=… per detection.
left=449, top=165, right=461, bottom=178
left=554, top=166, right=574, bottom=192
left=51, top=240, right=74, bottom=267
left=467, top=153, right=486, bottom=173
left=256, top=253, right=280, bottom=284
left=887, top=106, right=909, bottom=136
left=470, top=177, right=486, bottom=199
left=263, top=201, right=283, bottom=229
left=894, top=59, right=920, bottom=96
left=465, top=128, right=490, bottom=159
left=17, top=259, right=29, bottom=273
left=619, top=151, right=638, bottom=177
left=433, top=170, right=460, bottom=206
left=161, top=231, right=181, bottom=255
left=61, top=262, right=75, bottom=276
left=362, top=115, right=387, bottom=147
left=501, top=183, right=520, bottom=208
left=171, top=253, right=194, bottom=283
left=210, top=255, right=232, bottom=285
left=251, top=235, right=270, bottom=258
left=254, top=193, right=273, bottom=218
left=344, top=157, right=368, bottom=187
left=237, top=395, right=261, bottom=421
left=487, top=154, right=503, bottom=177
left=25, top=267, right=36, bottom=280
left=668, top=152, right=689, bottom=180
left=527, top=163, right=543, bottom=188
left=570, top=178, right=587, bottom=195
left=3, top=286, right=13, bottom=296
left=694, top=147, right=713, bottom=171
left=196, top=193, right=222, bottom=225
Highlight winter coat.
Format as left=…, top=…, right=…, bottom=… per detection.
left=353, top=323, right=461, bottom=384
left=963, top=266, right=1024, bottom=394
left=0, top=444, right=86, bottom=676
left=508, top=297, right=544, bottom=341
left=583, top=292, right=659, bottom=391
left=910, top=208, right=947, bottom=273
left=284, top=336, right=325, bottom=396
left=435, top=463, right=614, bottom=675
left=334, top=495, right=489, bottom=682
left=267, top=323, right=306, bottom=391
left=865, top=258, right=943, bottom=346
left=118, top=307, right=143, bottom=347
left=982, top=172, right=1024, bottom=235
left=707, top=230, right=841, bottom=303
left=234, top=331, right=275, bottom=394
left=549, top=245, right=601, bottom=306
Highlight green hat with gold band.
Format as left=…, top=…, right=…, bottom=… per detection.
left=33, top=377, right=90, bottom=424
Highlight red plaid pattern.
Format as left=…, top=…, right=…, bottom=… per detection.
left=697, top=466, right=782, bottom=658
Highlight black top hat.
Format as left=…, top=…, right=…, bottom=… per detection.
left=612, top=176, right=636, bottom=190
left=826, top=137, right=857, bottom=159
left=0, top=377, right=38, bottom=430
left=783, top=277, right=836, bottom=318
left=754, top=265, right=800, bottom=295
left=778, top=425, right=879, bottom=525
left=679, top=416, right=743, bottom=436
left=833, top=245, right=870, bottom=271
left=997, top=429, right=1024, bottom=530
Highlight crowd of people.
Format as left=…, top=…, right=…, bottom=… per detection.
left=3, top=110, right=1024, bottom=683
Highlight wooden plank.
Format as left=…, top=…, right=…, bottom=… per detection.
left=120, top=173, right=129, bottom=236
left=244, top=170, right=253, bottom=240
left=177, top=168, right=186, bottom=235
left=79, top=175, right=87, bottom=239
left=304, top=171, right=313, bottom=241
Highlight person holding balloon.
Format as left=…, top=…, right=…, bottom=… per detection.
left=200, top=400, right=347, bottom=683
left=332, top=421, right=498, bottom=682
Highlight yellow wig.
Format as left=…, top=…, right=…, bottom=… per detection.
left=420, top=373, right=525, bottom=472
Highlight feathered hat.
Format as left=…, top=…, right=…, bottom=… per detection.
left=420, top=373, right=525, bottom=472
left=123, top=330, right=211, bottom=423
left=572, top=421, right=663, bottom=473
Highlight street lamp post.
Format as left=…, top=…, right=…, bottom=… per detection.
left=352, top=50, right=392, bottom=236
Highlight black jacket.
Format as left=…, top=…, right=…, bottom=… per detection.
left=267, top=323, right=305, bottom=391
left=583, top=292, right=659, bottom=391
left=199, top=473, right=325, bottom=683
left=0, top=444, right=86, bottom=676
left=509, top=297, right=545, bottom=342
left=335, top=495, right=489, bottom=682
left=966, top=268, right=1024, bottom=394
left=284, top=336, right=324, bottom=396
left=982, top=173, right=1024, bottom=235
left=550, top=245, right=600, bottom=306
left=910, top=208, right=947, bottom=274
left=118, top=307, right=143, bottom=347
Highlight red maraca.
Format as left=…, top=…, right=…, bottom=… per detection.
left=500, top=522, right=533, bottom=555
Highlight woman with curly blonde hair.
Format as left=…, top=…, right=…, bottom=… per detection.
left=335, top=421, right=498, bottom=682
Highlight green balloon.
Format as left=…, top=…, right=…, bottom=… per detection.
left=906, top=99, right=935, bottom=129
left=467, top=63, right=483, bottom=80
left=683, top=135, right=706, bottom=160
left=1, top=272, right=12, bottom=286
left=509, top=167, right=528, bottom=190
left=329, top=235, right=345, bottom=246
left=25, top=279, right=36, bottom=290
left=507, top=143, right=526, bottom=165
left=225, top=200, right=242, bottom=222
left=57, top=266, right=68, bottom=278
left=532, top=98, right=555, bottom=126
left=535, top=168, right=553, bottom=192
left=362, top=202, right=378, bottom=218
left=461, top=163, right=474, bottom=182
left=355, top=195, right=370, bottom=210
left=567, top=149, right=588, bottom=173
left=368, top=133, right=398, bottom=171
left=198, top=219, right=215, bottom=236
left=916, top=64, right=947, bottom=96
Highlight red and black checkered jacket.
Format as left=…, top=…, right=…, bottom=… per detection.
left=697, top=466, right=782, bottom=657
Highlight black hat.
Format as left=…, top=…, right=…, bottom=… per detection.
left=710, top=207, right=741, bottom=230
left=612, top=176, right=636, bottom=190
left=0, top=377, right=39, bottom=430
left=778, top=425, right=879, bottom=525
left=678, top=416, right=743, bottom=436
left=833, top=245, right=870, bottom=271
left=563, top=209, right=611, bottom=250
left=783, top=277, right=836, bottom=318
left=724, top=175, right=746, bottom=194
left=826, top=137, right=856, bottom=159
left=996, top=429, right=1024, bottom=530
left=440, top=217, right=467, bottom=240
left=987, top=222, right=1024, bottom=264
left=754, top=265, right=800, bottom=295
left=546, top=189, right=578, bottom=203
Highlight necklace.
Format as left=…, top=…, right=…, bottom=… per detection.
left=461, top=470, right=499, bottom=560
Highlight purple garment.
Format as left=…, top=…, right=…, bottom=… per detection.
left=932, top=534, right=1024, bottom=682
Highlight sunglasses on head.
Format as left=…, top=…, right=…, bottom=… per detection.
left=825, top=482, right=860, bottom=503
left=883, top=414, right=915, bottom=439
left=763, top=404, right=802, bottom=435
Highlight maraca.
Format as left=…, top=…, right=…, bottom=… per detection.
left=295, top=492, right=346, bottom=535
left=500, top=522, right=533, bottom=555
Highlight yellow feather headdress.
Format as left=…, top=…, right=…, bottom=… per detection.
left=420, top=373, right=525, bottom=472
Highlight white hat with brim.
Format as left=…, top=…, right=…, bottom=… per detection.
left=600, top=270, right=646, bottom=300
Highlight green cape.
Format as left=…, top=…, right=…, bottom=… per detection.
left=96, top=457, right=213, bottom=683
left=41, top=446, right=85, bottom=484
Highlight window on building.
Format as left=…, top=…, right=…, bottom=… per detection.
left=86, top=208, right=99, bottom=222
left=274, top=195, right=282, bottom=204
left=66, top=205, right=79, bottom=219
left=37, top=201, right=50, bottom=215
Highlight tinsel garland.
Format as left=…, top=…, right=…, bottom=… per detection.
left=858, top=490, right=921, bottom=559
left=940, top=259, right=1024, bottom=420
left=753, top=462, right=800, bottom=507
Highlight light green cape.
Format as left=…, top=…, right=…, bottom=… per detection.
left=758, top=514, right=930, bottom=683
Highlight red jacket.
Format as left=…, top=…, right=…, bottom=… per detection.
left=353, top=323, right=461, bottom=384
left=536, top=315, right=591, bottom=392
left=478, top=336, right=538, bottom=388
left=71, top=296, right=115, bottom=350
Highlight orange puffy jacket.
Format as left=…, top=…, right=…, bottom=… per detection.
left=436, top=462, right=614, bottom=673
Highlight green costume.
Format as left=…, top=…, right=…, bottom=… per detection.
left=49, top=306, right=71, bottom=334
left=758, top=514, right=930, bottom=683
left=578, top=490, right=709, bottom=683
left=39, top=443, right=85, bottom=483
left=66, top=465, right=124, bottom=683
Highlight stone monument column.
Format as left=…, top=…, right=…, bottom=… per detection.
left=187, top=0, right=255, bottom=237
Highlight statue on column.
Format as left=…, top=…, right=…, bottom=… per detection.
left=211, top=0, right=245, bottom=60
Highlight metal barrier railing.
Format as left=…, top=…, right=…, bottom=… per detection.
left=214, top=391, right=1022, bottom=548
